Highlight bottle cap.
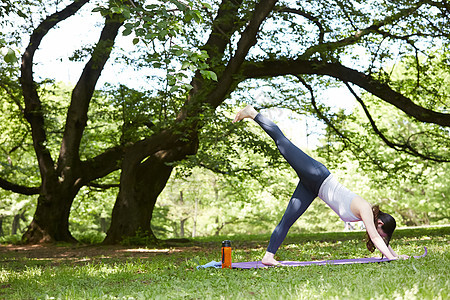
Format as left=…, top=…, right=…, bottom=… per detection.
left=222, top=240, right=231, bottom=247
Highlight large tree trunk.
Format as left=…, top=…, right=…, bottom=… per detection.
left=104, top=130, right=199, bottom=244
left=23, top=194, right=77, bottom=243
left=19, top=174, right=81, bottom=240
left=104, top=153, right=173, bottom=244
left=23, top=173, right=82, bottom=243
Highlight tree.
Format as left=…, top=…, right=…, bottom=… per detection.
left=0, top=0, right=449, bottom=244
left=0, top=0, right=125, bottom=242
left=21, top=2, right=123, bottom=243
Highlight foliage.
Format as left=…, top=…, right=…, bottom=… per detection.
left=69, top=184, right=118, bottom=241
left=0, top=227, right=448, bottom=299
left=0, top=0, right=20, bottom=64
left=72, top=230, right=106, bottom=245
left=92, top=0, right=216, bottom=96
left=0, top=64, right=35, bottom=237
left=0, top=192, right=33, bottom=237
left=0, top=234, right=22, bottom=244
left=0, top=82, right=447, bottom=241
left=0, top=76, right=36, bottom=185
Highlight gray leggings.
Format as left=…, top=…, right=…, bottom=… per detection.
left=254, top=114, right=330, bottom=254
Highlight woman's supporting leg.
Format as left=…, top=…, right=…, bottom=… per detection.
left=262, top=182, right=316, bottom=264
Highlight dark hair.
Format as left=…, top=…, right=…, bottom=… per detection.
left=366, top=205, right=396, bottom=252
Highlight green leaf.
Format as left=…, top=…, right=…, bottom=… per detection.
left=201, top=2, right=213, bottom=10
left=132, top=38, right=139, bottom=45
left=169, top=85, right=179, bottom=93
left=181, top=61, right=191, bottom=70
left=110, top=7, right=123, bottom=14
left=122, top=8, right=131, bottom=19
left=182, top=84, right=193, bottom=91
left=199, top=50, right=209, bottom=60
left=4, top=48, right=17, bottom=64
left=145, top=4, right=158, bottom=10
left=192, top=11, right=203, bottom=23
left=184, top=11, right=193, bottom=22
left=209, top=72, right=218, bottom=81
left=169, top=0, right=186, bottom=12
left=158, top=30, right=168, bottom=40
left=200, top=70, right=218, bottom=81
left=122, top=28, right=132, bottom=36
left=135, top=28, right=146, bottom=37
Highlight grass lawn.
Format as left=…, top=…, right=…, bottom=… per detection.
left=1, top=226, right=448, bottom=299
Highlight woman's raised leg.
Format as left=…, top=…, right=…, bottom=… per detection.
left=234, top=106, right=330, bottom=194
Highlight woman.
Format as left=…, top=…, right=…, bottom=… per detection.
left=233, top=105, right=408, bottom=266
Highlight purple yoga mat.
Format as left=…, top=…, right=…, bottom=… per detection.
left=232, top=247, right=427, bottom=269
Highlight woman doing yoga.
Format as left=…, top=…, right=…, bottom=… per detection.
left=233, top=105, right=408, bottom=266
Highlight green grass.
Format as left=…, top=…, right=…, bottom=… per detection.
left=1, top=226, right=448, bottom=299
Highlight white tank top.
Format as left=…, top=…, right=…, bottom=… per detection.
left=318, top=174, right=360, bottom=222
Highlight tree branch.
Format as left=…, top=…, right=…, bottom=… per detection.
left=344, top=82, right=449, bottom=162
left=20, top=0, right=90, bottom=178
left=296, top=1, right=426, bottom=60
left=295, top=75, right=392, bottom=172
left=0, top=177, right=40, bottom=195
left=87, top=182, right=120, bottom=189
left=58, top=13, right=124, bottom=171
left=198, top=161, right=286, bottom=175
left=277, top=7, right=325, bottom=44
left=241, top=59, right=450, bottom=127
left=177, top=0, right=245, bottom=122
left=201, top=0, right=245, bottom=62
left=80, top=145, right=124, bottom=184
left=207, top=0, right=278, bottom=108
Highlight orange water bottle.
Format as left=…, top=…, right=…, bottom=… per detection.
left=221, top=240, right=232, bottom=269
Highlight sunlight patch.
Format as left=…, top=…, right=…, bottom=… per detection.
left=119, top=248, right=179, bottom=253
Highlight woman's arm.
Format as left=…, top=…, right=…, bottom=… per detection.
left=388, top=245, right=398, bottom=257
left=355, top=200, right=398, bottom=259
left=367, top=232, right=397, bottom=259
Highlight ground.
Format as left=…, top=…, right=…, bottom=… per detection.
left=0, top=244, right=187, bottom=264
left=1, top=229, right=448, bottom=299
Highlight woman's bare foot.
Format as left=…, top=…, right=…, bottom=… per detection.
left=232, top=105, right=258, bottom=123
left=261, top=251, right=281, bottom=266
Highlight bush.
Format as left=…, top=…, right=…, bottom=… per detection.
left=72, top=230, right=106, bottom=245
left=0, top=234, right=23, bottom=245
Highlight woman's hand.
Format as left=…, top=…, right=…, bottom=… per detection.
left=389, top=254, right=409, bottom=260
left=397, top=254, right=410, bottom=260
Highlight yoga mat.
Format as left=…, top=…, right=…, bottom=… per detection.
left=232, top=247, right=427, bottom=269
